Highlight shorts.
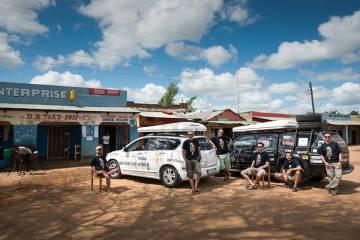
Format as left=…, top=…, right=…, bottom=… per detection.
left=243, top=167, right=266, bottom=176
left=285, top=169, right=304, bottom=182
left=217, top=153, right=230, bottom=170
left=186, top=160, right=201, bottom=179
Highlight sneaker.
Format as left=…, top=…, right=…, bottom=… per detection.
left=331, top=189, right=338, bottom=195
left=291, top=187, right=298, bottom=192
left=325, top=186, right=332, bottom=194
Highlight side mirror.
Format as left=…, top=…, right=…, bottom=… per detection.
left=123, top=147, right=128, bottom=152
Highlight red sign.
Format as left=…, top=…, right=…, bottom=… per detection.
left=88, top=88, right=120, bottom=96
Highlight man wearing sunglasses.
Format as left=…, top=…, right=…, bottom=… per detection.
left=319, top=132, right=343, bottom=195
left=241, top=142, right=270, bottom=190
left=182, top=131, right=202, bottom=194
left=210, top=128, right=232, bottom=181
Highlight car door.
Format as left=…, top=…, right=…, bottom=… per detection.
left=196, top=137, right=217, bottom=169
left=124, top=138, right=149, bottom=174
left=141, top=137, right=169, bottom=178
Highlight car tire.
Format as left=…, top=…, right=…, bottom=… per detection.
left=310, top=175, right=325, bottom=182
left=160, top=165, right=181, bottom=188
left=107, top=159, right=122, bottom=179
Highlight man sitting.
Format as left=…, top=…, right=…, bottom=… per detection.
left=90, top=145, right=119, bottom=192
left=241, top=142, right=270, bottom=190
left=275, top=151, right=303, bottom=192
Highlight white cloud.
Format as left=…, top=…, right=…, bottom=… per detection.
left=67, top=50, right=95, bottom=67
left=224, top=0, right=258, bottom=26
left=341, top=51, right=360, bottom=64
left=124, top=83, right=166, bottom=103
left=143, top=65, right=158, bottom=76
left=56, top=24, right=62, bottom=34
left=332, top=82, right=360, bottom=105
left=179, top=67, right=263, bottom=99
left=69, top=0, right=224, bottom=69
left=268, top=82, right=302, bottom=94
left=247, top=10, right=360, bottom=69
left=30, top=71, right=102, bottom=88
left=165, top=42, right=237, bottom=66
left=0, top=32, right=24, bottom=68
left=0, top=0, right=53, bottom=35
left=301, top=68, right=360, bottom=81
left=33, top=55, right=65, bottom=72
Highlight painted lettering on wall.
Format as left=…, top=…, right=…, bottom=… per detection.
left=0, top=87, right=67, bottom=99
left=89, top=88, right=120, bottom=96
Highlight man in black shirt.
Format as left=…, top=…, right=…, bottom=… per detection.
left=275, top=151, right=303, bottom=192
left=210, top=129, right=232, bottom=181
left=319, top=132, right=343, bottom=195
left=90, top=145, right=119, bottom=192
left=241, top=142, right=270, bottom=190
left=182, top=131, right=202, bottom=194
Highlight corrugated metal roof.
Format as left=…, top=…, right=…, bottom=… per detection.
left=0, top=103, right=139, bottom=113
left=185, top=110, right=225, bottom=121
left=253, top=116, right=295, bottom=121
left=207, top=120, right=256, bottom=125
left=139, top=111, right=186, bottom=119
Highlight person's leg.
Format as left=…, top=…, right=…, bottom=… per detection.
left=294, top=170, right=302, bottom=189
left=328, top=164, right=342, bottom=194
left=325, top=165, right=335, bottom=191
left=102, top=172, right=111, bottom=191
left=241, top=168, right=254, bottom=186
left=224, top=153, right=231, bottom=180
left=256, top=169, right=265, bottom=186
left=186, top=160, right=195, bottom=192
left=194, top=160, right=201, bottom=191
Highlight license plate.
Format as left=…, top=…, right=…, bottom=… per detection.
left=207, top=168, right=217, bottom=175
left=302, top=155, right=309, bottom=160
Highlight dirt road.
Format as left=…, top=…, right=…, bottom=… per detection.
left=1, top=147, right=360, bottom=240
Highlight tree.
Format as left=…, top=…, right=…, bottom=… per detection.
left=350, top=110, right=359, bottom=115
left=158, top=82, right=178, bottom=106
left=185, top=96, right=197, bottom=113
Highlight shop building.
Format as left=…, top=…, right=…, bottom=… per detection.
left=0, top=82, right=139, bottom=160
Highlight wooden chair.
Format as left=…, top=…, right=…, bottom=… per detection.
left=251, top=167, right=271, bottom=189
left=90, top=169, right=103, bottom=192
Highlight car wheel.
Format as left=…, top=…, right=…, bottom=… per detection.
left=160, top=166, right=180, bottom=188
left=107, top=159, right=122, bottom=179
left=310, top=175, right=325, bottom=182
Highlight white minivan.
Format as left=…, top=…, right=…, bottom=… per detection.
left=106, top=122, right=220, bottom=187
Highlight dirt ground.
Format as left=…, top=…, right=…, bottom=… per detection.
left=1, top=147, right=360, bottom=240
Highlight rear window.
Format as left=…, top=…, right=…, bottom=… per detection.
left=279, top=133, right=296, bottom=147
left=146, top=138, right=181, bottom=150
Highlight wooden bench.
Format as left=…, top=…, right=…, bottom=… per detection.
left=90, top=169, right=103, bottom=192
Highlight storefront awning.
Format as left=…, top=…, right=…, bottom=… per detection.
left=326, top=120, right=360, bottom=126
left=0, top=103, right=139, bottom=113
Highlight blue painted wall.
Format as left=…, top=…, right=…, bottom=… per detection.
left=37, top=125, right=47, bottom=157
left=81, top=125, right=98, bottom=157
left=13, top=125, right=37, bottom=145
left=130, top=126, right=138, bottom=141
left=0, top=82, right=127, bottom=107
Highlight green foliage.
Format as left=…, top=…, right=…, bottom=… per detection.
left=186, top=96, right=197, bottom=112
left=158, top=82, right=178, bottom=106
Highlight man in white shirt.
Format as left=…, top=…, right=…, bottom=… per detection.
left=102, top=132, right=110, bottom=156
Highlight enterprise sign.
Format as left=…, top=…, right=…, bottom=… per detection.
left=0, top=87, right=67, bottom=99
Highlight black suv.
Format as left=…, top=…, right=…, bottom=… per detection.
left=230, top=130, right=352, bottom=181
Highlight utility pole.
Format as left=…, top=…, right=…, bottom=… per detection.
left=309, top=82, right=315, bottom=114
left=236, top=70, right=239, bottom=114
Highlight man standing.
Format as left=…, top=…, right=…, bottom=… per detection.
left=275, top=151, right=303, bottom=192
left=90, top=145, right=119, bottom=192
left=241, top=142, right=270, bottom=190
left=102, top=132, right=110, bottom=156
left=210, top=129, right=232, bottom=181
left=182, top=131, right=202, bottom=194
left=319, top=132, right=343, bottom=195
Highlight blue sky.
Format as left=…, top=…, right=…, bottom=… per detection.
left=0, top=0, right=359, bottom=113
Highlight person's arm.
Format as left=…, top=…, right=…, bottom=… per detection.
left=208, top=139, right=216, bottom=149
left=319, top=145, right=330, bottom=167
left=250, top=160, right=255, bottom=169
